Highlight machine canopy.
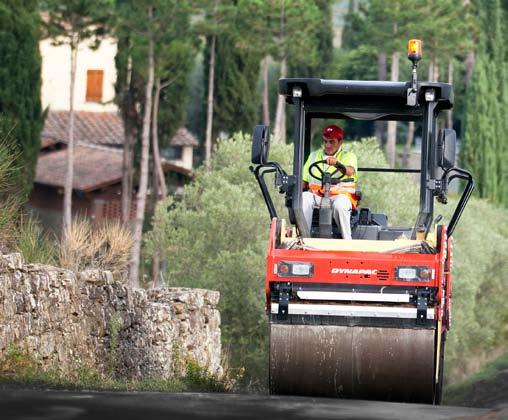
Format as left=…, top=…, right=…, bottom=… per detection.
left=279, top=78, right=453, bottom=121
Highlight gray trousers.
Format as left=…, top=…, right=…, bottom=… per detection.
left=302, top=191, right=353, bottom=240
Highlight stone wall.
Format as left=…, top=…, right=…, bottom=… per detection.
left=0, top=253, right=222, bottom=378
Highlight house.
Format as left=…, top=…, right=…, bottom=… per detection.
left=28, top=37, right=198, bottom=232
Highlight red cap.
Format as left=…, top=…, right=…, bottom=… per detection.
left=322, top=125, right=344, bottom=140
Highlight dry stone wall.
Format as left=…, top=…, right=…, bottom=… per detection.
left=0, top=253, right=222, bottom=378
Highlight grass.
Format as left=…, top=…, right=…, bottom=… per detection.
left=59, top=219, right=133, bottom=278
left=444, top=352, right=508, bottom=406
left=0, top=345, right=236, bottom=393
left=15, top=215, right=57, bottom=265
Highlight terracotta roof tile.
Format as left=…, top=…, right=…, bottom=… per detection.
left=169, top=128, right=199, bottom=147
left=35, top=144, right=123, bottom=192
left=42, top=111, right=123, bottom=147
left=37, top=112, right=194, bottom=192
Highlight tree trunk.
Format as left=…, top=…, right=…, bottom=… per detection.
left=402, top=121, right=415, bottom=168
left=261, top=55, right=270, bottom=126
left=152, top=78, right=167, bottom=198
left=151, top=250, right=160, bottom=289
left=429, top=58, right=435, bottom=82
left=63, top=42, right=78, bottom=238
left=273, top=3, right=287, bottom=144
left=150, top=78, right=167, bottom=289
left=386, top=51, right=399, bottom=167
left=447, top=60, right=454, bottom=128
left=129, top=18, right=154, bottom=288
left=122, top=56, right=136, bottom=225
left=205, top=34, right=216, bottom=170
left=273, top=58, right=287, bottom=144
left=464, top=50, right=475, bottom=87
left=429, top=58, right=440, bottom=83
left=375, top=52, right=387, bottom=146
left=121, top=128, right=134, bottom=224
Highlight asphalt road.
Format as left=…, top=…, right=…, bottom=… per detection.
left=0, top=388, right=503, bottom=420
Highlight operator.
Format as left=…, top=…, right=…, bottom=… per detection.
left=302, top=125, right=358, bottom=240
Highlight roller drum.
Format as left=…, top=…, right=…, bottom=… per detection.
left=269, top=324, right=436, bottom=403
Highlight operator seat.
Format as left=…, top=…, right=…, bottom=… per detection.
left=309, top=189, right=362, bottom=239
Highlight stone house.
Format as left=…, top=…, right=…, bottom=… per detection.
left=29, top=36, right=199, bottom=232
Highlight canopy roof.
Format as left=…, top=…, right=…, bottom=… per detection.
left=279, top=78, right=453, bottom=121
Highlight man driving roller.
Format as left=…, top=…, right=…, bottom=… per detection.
left=302, top=124, right=358, bottom=240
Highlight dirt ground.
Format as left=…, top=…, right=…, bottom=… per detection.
left=444, top=368, right=508, bottom=409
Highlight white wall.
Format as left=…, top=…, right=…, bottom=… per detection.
left=170, top=146, right=194, bottom=171
left=40, top=37, right=118, bottom=112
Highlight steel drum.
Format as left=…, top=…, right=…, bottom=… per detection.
left=269, top=324, right=436, bottom=403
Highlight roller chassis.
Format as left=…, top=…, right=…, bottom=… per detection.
left=264, top=217, right=452, bottom=403
left=251, top=72, right=472, bottom=404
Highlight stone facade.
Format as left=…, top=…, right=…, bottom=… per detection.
left=0, top=253, right=222, bottom=378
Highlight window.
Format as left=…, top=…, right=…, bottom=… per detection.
left=86, top=70, right=104, bottom=102
left=166, top=146, right=182, bottom=160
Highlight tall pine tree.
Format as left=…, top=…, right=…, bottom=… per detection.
left=0, top=0, right=42, bottom=195
left=461, top=0, right=508, bottom=206
left=210, top=32, right=261, bottom=138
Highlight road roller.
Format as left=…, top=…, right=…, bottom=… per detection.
left=250, top=40, right=474, bottom=404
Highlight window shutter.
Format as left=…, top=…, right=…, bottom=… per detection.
left=86, top=70, right=104, bottom=103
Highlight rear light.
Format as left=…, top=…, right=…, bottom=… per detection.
left=276, top=261, right=314, bottom=278
left=395, top=266, right=433, bottom=282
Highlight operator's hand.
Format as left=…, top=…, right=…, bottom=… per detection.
left=326, top=156, right=338, bottom=166
left=326, top=156, right=346, bottom=172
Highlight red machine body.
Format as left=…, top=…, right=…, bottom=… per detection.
left=264, top=219, right=452, bottom=332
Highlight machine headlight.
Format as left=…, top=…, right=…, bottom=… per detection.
left=276, top=261, right=313, bottom=277
left=395, top=266, right=433, bottom=282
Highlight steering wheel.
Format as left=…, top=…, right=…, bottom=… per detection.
left=308, top=159, right=347, bottom=183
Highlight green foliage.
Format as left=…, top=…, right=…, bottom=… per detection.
left=147, top=133, right=292, bottom=384
left=461, top=0, right=508, bottom=207
left=348, top=138, right=419, bottom=226
left=288, top=0, right=334, bottom=79
left=210, top=32, right=261, bottom=139
left=444, top=351, right=508, bottom=405
left=0, top=121, right=24, bottom=249
left=148, top=133, right=508, bottom=389
left=443, top=198, right=508, bottom=379
left=0, top=119, right=57, bottom=259
left=236, top=0, right=321, bottom=65
left=0, top=344, right=226, bottom=393
left=40, top=0, right=111, bottom=47
left=114, top=0, right=198, bottom=150
left=183, top=359, right=226, bottom=392
left=107, top=312, right=122, bottom=376
left=334, top=45, right=379, bottom=81
left=15, top=216, right=57, bottom=265
left=0, top=1, right=42, bottom=194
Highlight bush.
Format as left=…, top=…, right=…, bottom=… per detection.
left=0, top=124, right=23, bottom=250
left=148, top=133, right=292, bottom=386
left=148, top=133, right=508, bottom=388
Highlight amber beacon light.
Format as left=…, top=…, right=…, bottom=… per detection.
left=407, top=39, right=422, bottom=62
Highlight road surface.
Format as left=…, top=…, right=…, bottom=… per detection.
left=0, top=388, right=504, bottom=420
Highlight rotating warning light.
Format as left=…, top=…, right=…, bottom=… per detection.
left=407, top=39, right=422, bottom=62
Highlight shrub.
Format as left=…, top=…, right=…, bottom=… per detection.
left=0, top=125, right=23, bottom=251
left=147, top=133, right=508, bottom=388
